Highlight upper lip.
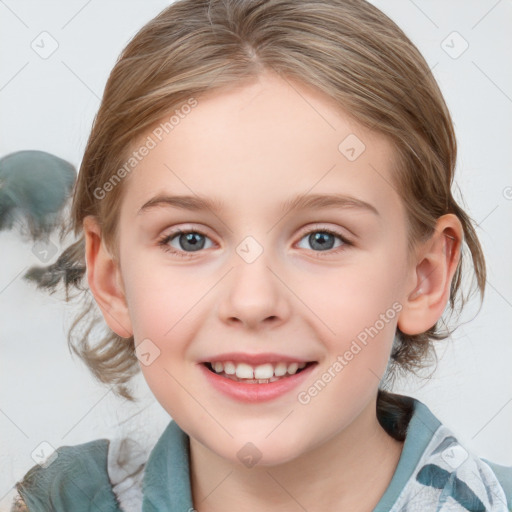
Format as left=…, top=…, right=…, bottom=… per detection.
left=200, top=353, right=316, bottom=365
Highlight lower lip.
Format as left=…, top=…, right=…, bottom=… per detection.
left=199, top=362, right=318, bottom=403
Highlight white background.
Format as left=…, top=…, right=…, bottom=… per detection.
left=1, top=0, right=511, bottom=509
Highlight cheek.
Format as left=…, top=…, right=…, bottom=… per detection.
left=126, top=267, right=205, bottom=415
left=292, top=247, right=403, bottom=398
left=299, top=248, right=403, bottom=337
left=121, top=258, right=197, bottom=341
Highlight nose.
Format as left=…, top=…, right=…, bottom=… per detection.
left=217, top=250, right=291, bottom=330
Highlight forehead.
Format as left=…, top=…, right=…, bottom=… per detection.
left=121, top=71, right=400, bottom=221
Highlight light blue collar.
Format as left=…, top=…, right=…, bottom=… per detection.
left=141, top=395, right=439, bottom=511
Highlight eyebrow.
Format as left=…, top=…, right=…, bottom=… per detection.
left=137, top=193, right=380, bottom=217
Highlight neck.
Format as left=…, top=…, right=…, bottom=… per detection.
left=189, top=396, right=404, bottom=512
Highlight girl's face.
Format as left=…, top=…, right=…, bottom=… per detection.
left=114, top=71, right=416, bottom=465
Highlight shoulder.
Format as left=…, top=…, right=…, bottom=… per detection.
left=412, top=423, right=512, bottom=511
left=481, top=458, right=512, bottom=511
left=13, top=438, right=122, bottom=512
left=387, top=398, right=512, bottom=511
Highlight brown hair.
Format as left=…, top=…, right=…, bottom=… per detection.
left=26, top=0, right=485, bottom=438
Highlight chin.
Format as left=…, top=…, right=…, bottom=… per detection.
left=227, top=435, right=308, bottom=469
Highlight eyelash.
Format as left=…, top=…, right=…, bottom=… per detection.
left=156, top=226, right=353, bottom=259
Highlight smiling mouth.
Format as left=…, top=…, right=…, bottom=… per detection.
left=203, top=361, right=316, bottom=384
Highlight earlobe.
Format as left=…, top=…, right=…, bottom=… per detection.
left=83, top=216, right=133, bottom=338
left=397, top=214, right=462, bottom=336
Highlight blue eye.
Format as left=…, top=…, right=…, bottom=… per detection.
left=296, top=228, right=352, bottom=256
left=157, top=226, right=353, bottom=258
left=157, top=229, right=213, bottom=258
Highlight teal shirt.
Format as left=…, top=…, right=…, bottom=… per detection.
left=15, top=395, right=512, bottom=511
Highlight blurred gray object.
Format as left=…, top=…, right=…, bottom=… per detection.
left=0, top=150, right=76, bottom=240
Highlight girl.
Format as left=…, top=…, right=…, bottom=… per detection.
left=12, top=0, right=512, bottom=510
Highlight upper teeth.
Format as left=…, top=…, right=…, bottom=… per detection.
left=210, top=361, right=307, bottom=379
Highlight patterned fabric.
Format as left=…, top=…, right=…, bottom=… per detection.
left=107, top=438, right=146, bottom=512
left=387, top=425, right=510, bottom=511
left=13, top=395, right=512, bottom=511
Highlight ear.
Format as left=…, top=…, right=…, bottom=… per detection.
left=83, top=216, right=133, bottom=338
left=397, top=214, right=463, bottom=335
